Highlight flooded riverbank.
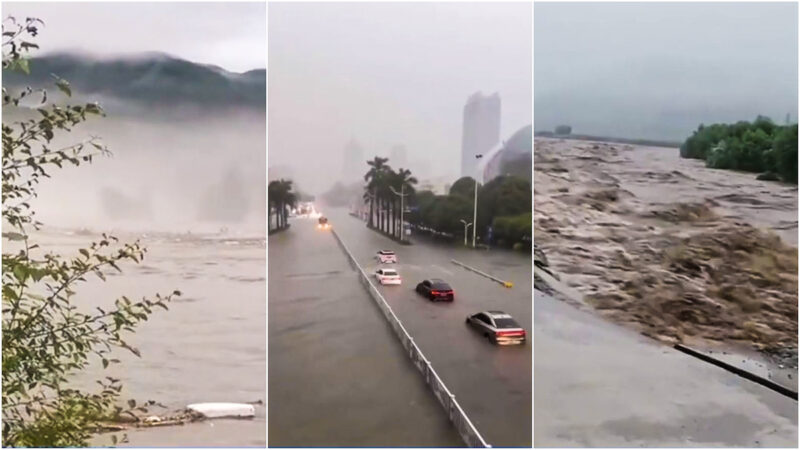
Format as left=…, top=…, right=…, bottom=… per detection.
left=534, top=137, right=798, bottom=369
left=28, top=227, right=266, bottom=447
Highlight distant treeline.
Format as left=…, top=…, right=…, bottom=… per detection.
left=680, top=116, right=798, bottom=183
left=534, top=131, right=682, bottom=149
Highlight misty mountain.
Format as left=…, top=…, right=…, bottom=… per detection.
left=2, top=52, right=265, bottom=113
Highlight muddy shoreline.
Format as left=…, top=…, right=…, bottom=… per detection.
left=534, top=138, right=798, bottom=371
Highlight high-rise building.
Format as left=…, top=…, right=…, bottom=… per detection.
left=481, top=124, right=532, bottom=183
left=342, top=137, right=364, bottom=182
left=390, top=144, right=408, bottom=170
left=461, top=92, right=501, bottom=179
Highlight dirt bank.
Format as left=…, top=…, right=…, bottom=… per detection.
left=534, top=138, right=798, bottom=366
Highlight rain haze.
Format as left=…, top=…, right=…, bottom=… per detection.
left=534, top=2, right=799, bottom=141
left=268, top=2, right=532, bottom=195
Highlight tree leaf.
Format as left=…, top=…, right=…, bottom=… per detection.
left=17, top=58, right=30, bottom=74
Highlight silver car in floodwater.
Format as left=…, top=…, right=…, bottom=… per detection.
left=466, top=310, right=527, bottom=345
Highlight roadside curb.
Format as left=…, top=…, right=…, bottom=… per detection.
left=451, top=260, right=513, bottom=288
left=330, top=229, right=491, bottom=448
left=674, top=344, right=798, bottom=400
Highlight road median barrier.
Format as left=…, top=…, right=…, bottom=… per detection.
left=331, top=229, right=491, bottom=448
left=451, top=260, right=513, bottom=288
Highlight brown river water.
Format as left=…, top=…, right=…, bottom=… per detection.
left=19, top=227, right=266, bottom=447
left=534, top=137, right=798, bottom=370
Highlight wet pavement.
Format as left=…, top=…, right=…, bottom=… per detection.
left=324, top=208, right=532, bottom=447
left=268, top=220, right=462, bottom=447
left=534, top=288, right=798, bottom=447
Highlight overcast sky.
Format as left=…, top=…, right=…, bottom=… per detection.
left=2, top=2, right=266, bottom=72
left=535, top=2, right=798, bottom=141
left=269, top=2, right=532, bottom=194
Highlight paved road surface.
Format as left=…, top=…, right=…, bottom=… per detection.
left=325, top=208, right=532, bottom=447
left=268, top=220, right=462, bottom=447
left=535, top=288, right=798, bottom=447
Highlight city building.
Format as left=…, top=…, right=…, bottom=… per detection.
left=481, top=124, right=532, bottom=183
left=461, top=92, right=501, bottom=179
left=341, top=137, right=364, bottom=183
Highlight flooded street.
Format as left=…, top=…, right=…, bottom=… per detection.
left=31, top=228, right=266, bottom=447
left=324, top=208, right=532, bottom=447
left=268, top=219, right=462, bottom=447
left=268, top=210, right=531, bottom=447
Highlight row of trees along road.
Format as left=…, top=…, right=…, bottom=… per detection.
left=268, top=179, right=296, bottom=232
left=407, top=175, right=532, bottom=250
left=362, top=157, right=418, bottom=240
left=358, top=155, right=531, bottom=249
left=680, top=116, right=798, bottom=183
left=2, top=17, right=179, bottom=446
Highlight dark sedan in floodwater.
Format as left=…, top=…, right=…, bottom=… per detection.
left=415, top=278, right=454, bottom=302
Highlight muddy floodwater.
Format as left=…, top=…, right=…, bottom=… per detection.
left=535, top=137, right=798, bottom=369
left=27, top=228, right=266, bottom=447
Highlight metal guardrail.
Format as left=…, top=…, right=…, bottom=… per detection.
left=331, top=229, right=491, bottom=448
left=451, top=259, right=513, bottom=288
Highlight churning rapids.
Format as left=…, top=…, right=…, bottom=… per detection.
left=535, top=137, right=798, bottom=373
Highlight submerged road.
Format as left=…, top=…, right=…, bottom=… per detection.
left=268, top=219, right=462, bottom=447
left=325, top=208, right=532, bottom=447
left=534, top=288, right=798, bottom=447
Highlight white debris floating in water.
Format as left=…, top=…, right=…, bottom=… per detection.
left=186, top=403, right=255, bottom=419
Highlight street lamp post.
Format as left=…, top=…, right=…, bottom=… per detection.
left=389, top=184, right=410, bottom=242
left=472, top=154, right=483, bottom=248
left=459, top=219, right=472, bottom=247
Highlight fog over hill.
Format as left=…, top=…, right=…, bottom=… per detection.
left=3, top=52, right=266, bottom=116
left=3, top=52, right=266, bottom=234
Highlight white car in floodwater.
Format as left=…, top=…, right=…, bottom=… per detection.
left=376, top=250, right=397, bottom=264
left=374, top=268, right=401, bottom=285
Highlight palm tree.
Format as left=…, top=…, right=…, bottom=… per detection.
left=268, top=180, right=280, bottom=230
left=364, top=156, right=390, bottom=230
left=268, top=179, right=297, bottom=230
left=279, top=179, right=297, bottom=228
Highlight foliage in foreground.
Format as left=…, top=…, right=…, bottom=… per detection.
left=2, top=17, right=177, bottom=447
left=680, top=116, right=798, bottom=183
